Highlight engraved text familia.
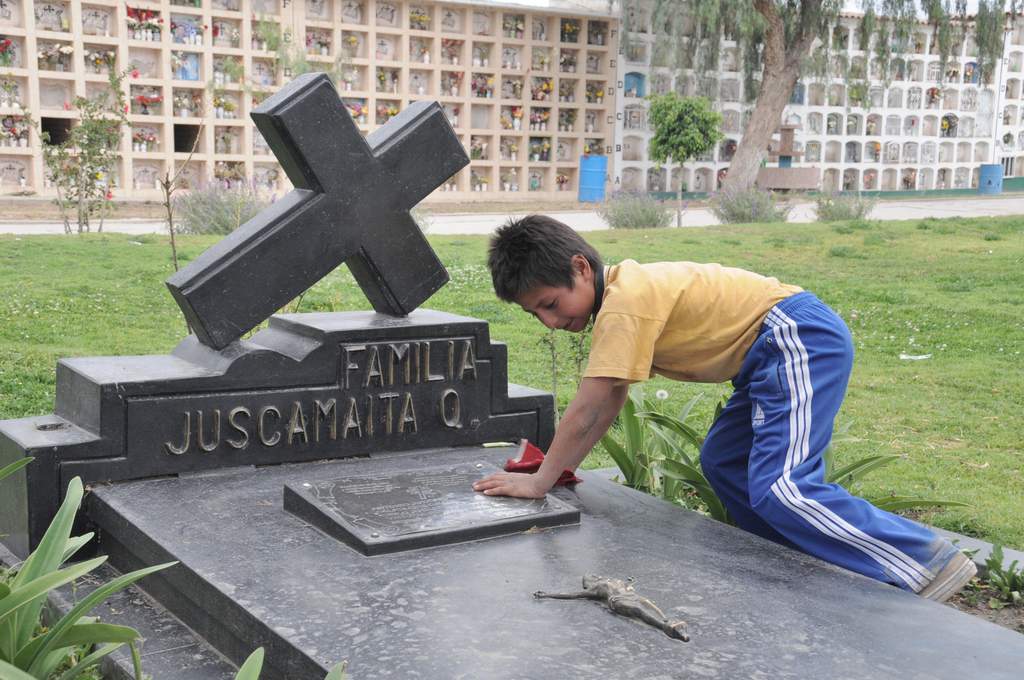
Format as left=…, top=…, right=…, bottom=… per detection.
left=163, top=339, right=478, bottom=456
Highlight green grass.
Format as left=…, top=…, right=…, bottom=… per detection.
left=1, top=215, right=1022, bottom=548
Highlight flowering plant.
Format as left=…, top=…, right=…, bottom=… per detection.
left=173, top=91, right=198, bottom=113
left=0, top=38, right=14, bottom=67
left=37, top=43, right=73, bottom=67
left=441, top=39, right=462, bottom=63
left=469, top=137, right=486, bottom=160
left=560, top=19, right=580, bottom=42
left=127, top=6, right=162, bottom=31
left=345, top=102, right=365, bottom=118
left=131, top=129, right=156, bottom=144
left=529, top=109, right=550, bottom=124
left=585, top=82, right=605, bottom=102
left=134, top=92, right=162, bottom=111
left=531, top=78, right=553, bottom=101
left=306, top=30, right=330, bottom=52
left=214, top=161, right=245, bottom=181
left=502, top=15, right=525, bottom=38
left=409, top=7, right=431, bottom=30
left=558, top=109, right=577, bottom=127
left=559, top=52, right=576, bottom=71
left=556, top=173, right=569, bottom=187
left=211, top=94, right=235, bottom=112
left=376, top=102, right=400, bottom=121
left=471, top=74, right=494, bottom=98
left=531, top=48, right=549, bottom=69
left=85, top=48, right=116, bottom=72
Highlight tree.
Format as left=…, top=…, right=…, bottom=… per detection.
left=633, top=0, right=1017, bottom=193
left=646, top=92, right=723, bottom=226
left=38, top=69, right=128, bottom=233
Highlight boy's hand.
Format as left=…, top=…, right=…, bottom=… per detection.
left=473, top=471, right=550, bottom=499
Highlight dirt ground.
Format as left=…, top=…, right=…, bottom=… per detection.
left=947, top=580, right=1024, bottom=635
left=0, top=196, right=600, bottom=220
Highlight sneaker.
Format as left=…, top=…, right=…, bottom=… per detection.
left=919, top=550, right=977, bottom=603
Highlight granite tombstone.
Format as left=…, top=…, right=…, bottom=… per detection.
left=2, top=74, right=1024, bottom=680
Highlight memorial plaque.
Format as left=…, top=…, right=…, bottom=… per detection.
left=284, top=462, right=579, bottom=555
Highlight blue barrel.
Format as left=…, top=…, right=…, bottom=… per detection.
left=979, top=163, right=1003, bottom=195
left=578, top=155, right=607, bottom=202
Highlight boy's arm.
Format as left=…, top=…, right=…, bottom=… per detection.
left=473, top=376, right=629, bottom=499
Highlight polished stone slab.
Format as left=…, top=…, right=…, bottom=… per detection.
left=0, top=310, right=553, bottom=557
left=87, top=446, right=1024, bottom=680
left=283, top=461, right=579, bottom=555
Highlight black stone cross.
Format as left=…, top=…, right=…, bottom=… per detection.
left=166, top=72, right=469, bottom=349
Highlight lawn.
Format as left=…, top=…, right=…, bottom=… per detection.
left=0, top=215, right=1021, bottom=548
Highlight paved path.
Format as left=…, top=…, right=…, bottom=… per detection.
left=3, top=194, right=1024, bottom=236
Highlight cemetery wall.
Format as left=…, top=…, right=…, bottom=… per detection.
left=615, top=1, right=1024, bottom=194
left=0, top=0, right=617, bottom=199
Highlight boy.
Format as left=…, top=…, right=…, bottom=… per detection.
left=473, top=215, right=975, bottom=602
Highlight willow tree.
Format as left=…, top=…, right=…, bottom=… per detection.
left=633, top=0, right=1015, bottom=193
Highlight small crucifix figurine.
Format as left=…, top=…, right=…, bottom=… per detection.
left=534, top=575, right=690, bottom=642
left=166, top=72, right=468, bottom=349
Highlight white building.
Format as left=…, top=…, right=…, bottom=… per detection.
left=612, top=2, right=1024, bottom=194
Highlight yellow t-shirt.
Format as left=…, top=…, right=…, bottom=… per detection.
left=584, top=260, right=802, bottom=384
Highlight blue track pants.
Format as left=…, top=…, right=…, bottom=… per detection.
left=700, top=292, right=957, bottom=592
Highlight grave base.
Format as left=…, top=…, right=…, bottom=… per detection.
left=86, top=445, right=1024, bottom=680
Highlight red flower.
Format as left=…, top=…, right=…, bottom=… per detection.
left=131, top=69, right=140, bottom=78
left=106, top=190, right=113, bottom=200
left=124, top=104, right=129, bottom=113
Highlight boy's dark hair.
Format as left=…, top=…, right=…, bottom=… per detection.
left=488, top=215, right=603, bottom=302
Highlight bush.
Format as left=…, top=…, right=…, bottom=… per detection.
left=0, top=458, right=175, bottom=679
left=597, top=192, right=673, bottom=229
left=709, top=187, right=790, bottom=224
left=173, top=183, right=270, bottom=235
left=814, top=192, right=876, bottom=222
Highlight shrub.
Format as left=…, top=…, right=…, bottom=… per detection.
left=814, top=192, right=876, bottom=222
left=0, top=458, right=175, bottom=679
left=600, top=387, right=967, bottom=524
left=173, top=183, right=270, bottom=235
left=709, top=187, right=790, bottom=224
left=597, top=192, right=673, bottom=230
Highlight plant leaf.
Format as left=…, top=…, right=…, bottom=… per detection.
left=10, top=477, right=85, bottom=651
left=867, top=496, right=970, bottom=512
left=0, top=659, right=37, bottom=680
left=827, top=454, right=899, bottom=485
left=0, top=457, right=34, bottom=484
left=25, top=561, right=175, bottom=677
left=677, top=394, right=703, bottom=428
left=15, top=622, right=137, bottom=669
left=61, top=534, right=95, bottom=566
left=324, top=660, right=349, bottom=680
left=622, top=391, right=645, bottom=471
left=54, top=643, right=125, bottom=680
left=0, top=557, right=106, bottom=625
left=235, top=648, right=265, bottom=680
left=657, top=460, right=730, bottom=523
left=636, top=411, right=703, bottom=449
left=600, top=434, right=635, bottom=487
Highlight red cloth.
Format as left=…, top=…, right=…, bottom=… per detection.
left=503, top=439, right=581, bottom=486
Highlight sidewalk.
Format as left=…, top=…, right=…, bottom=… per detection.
left=3, top=194, right=1024, bottom=236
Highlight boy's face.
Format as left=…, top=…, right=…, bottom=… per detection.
left=516, top=255, right=595, bottom=333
